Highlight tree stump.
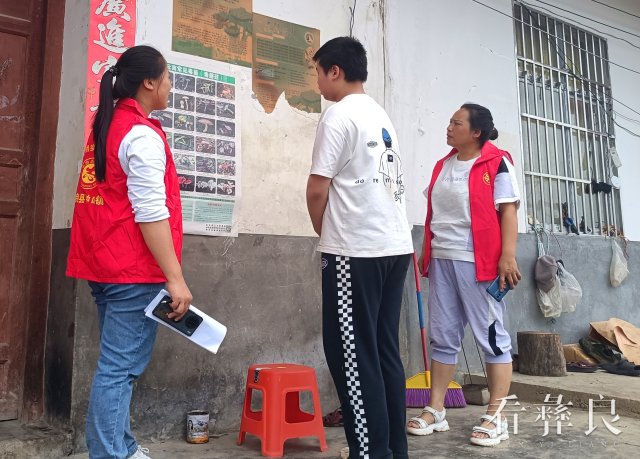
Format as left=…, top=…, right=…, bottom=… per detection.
left=517, top=331, right=566, bottom=376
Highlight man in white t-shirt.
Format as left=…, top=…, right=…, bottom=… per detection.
left=306, top=36, right=413, bottom=459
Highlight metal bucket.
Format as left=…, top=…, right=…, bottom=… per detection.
left=186, top=410, right=209, bottom=444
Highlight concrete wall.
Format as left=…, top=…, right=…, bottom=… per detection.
left=384, top=0, right=640, bottom=240
left=385, top=0, right=526, bottom=231
left=47, top=230, right=339, bottom=448
left=44, top=0, right=640, bottom=451
left=404, top=229, right=640, bottom=379
left=52, top=0, right=385, bottom=236
left=47, top=227, right=639, bottom=447
left=44, top=0, right=90, bottom=427
left=52, top=0, right=640, bottom=238
left=52, top=0, right=89, bottom=229
left=47, top=0, right=387, bottom=448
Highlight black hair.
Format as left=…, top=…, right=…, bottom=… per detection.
left=93, top=45, right=166, bottom=181
left=460, top=103, right=499, bottom=146
left=312, top=36, right=368, bottom=82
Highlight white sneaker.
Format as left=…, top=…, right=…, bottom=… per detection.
left=129, top=445, right=152, bottom=459
left=340, top=446, right=349, bottom=458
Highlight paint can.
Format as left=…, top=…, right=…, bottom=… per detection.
left=186, top=410, right=209, bottom=444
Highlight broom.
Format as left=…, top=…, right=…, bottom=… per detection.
left=406, top=253, right=466, bottom=408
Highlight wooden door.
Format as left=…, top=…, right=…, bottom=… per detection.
left=0, top=0, right=64, bottom=421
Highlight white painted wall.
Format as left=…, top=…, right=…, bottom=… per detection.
left=52, top=0, right=384, bottom=236
left=516, top=0, right=640, bottom=241
left=52, top=0, right=90, bottom=229
left=385, top=0, right=640, bottom=240
left=554, top=0, right=640, bottom=242
left=385, top=0, right=526, bottom=232
left=52, top=0, right=640, bottom=240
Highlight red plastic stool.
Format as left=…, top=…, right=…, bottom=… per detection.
left=237, top=363, right=328, bottom=457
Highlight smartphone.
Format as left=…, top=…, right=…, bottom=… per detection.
left=152, top=295, right=203, bottom=336
left=486, top=276, right=510, bottom=302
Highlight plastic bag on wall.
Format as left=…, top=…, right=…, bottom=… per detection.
left=558, top=262, right=582, bottom=313
left=610, top=238, right=629, bottom=288
left=536, top=275, right=563, bottom=318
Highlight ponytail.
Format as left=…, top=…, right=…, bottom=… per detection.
left=91, top=45, right=167, bottom=182
left=93, top=70, right=117, bottom=182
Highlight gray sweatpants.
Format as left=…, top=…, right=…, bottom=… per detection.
left=428, top=258, right=513, bottom=365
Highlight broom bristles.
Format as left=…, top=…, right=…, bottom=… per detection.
left=443, top=388, right=466, bottom=408
left=406, top=388, right=430, bottom=407
left=406, top=388, right=467, bottom=408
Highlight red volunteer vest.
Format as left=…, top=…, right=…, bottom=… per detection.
left=66, top=98, right=183, bottom=283
left=421, top=141, right=514, bottom=282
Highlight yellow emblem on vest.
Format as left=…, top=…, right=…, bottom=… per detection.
left=80, top=157, right=97, bottom=190
left=483, top=171, right=490, bottom=185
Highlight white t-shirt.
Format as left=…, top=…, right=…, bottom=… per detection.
left=310, top=94, right=413, bottom=257
left=118, top=124, right=169, bottom=223
left=427, top=153, right=520, bottom=262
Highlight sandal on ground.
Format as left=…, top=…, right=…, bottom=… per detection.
left=566, top=361, right=598, bottom=373
left=579, top=337, right=622, bottom=365
left=406, top=406, right=449, bottom=436
left=323, top=407, right=343, bottom=427
left=470, top=414, right=509, bottom=447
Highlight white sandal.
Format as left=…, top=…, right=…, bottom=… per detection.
left=469, top=414, right=509, bottom=446
left=406, top=406, right=449, bottom=436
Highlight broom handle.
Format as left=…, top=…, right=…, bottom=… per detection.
left=412, top=252, right=429, bottom=373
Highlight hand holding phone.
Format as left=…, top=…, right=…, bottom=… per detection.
left=486, top=276, right=510, bottom=302
left=152, top=296, right=203, bottom=336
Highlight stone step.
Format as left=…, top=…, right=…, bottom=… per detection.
left=467, top=370, right=640, bottom=418
left=0, top=421, right=72, bottom=459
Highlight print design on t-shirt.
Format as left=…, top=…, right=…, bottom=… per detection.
left=378, top=128, right=404, bottom=202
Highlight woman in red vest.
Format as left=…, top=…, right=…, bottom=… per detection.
left=67, top=46, right=191, bottom=459
left=406, top=104, right=521, bottom=447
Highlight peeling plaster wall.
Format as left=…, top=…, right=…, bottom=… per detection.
left=47, top=0, right=388, bottom=449
left=52, top=0, right=385, bottom=236
left=52, top=0, right=640, bottom=239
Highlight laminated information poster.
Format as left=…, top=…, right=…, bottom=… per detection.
left=172, top=0, right=253, bottom=68
left=252, top=13, right=321, bottom=114
left=153, top=63, right=241, bottom=236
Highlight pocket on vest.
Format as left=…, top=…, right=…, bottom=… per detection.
left=92, top=241, right=124, bottom=278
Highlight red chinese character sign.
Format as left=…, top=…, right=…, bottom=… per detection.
left=85, top=0, right=136, bottom=140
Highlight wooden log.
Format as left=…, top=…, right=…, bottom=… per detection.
left=517, top=331, right=567, bottom=376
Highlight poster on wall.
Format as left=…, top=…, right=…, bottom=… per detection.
left=252, top=14, right=321, bottom=114
left=152, top=62, right=241, bottom=237
left=84, top=0, right=137, bottom=141
left=172, top=0, right=253, bottom=68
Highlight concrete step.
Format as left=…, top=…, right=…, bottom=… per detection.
left=467, top=369, right=640, bottom=418
left=0, top=420, right=73, bottom=459
left=6, top=370, right=639, bottom=458
left=66, top=404, right=640, bottom=458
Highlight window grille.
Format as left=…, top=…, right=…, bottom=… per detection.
left=514, top=1, right=622, bottom=236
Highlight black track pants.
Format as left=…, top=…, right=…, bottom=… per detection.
left=321, top=253, right=411, bottom=459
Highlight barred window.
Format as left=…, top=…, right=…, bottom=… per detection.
left=514, top=2, right=622, bottom=236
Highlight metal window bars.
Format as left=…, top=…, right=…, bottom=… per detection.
left=514, top=2, right=622, bottom=236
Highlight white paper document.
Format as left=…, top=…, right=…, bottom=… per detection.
left=144, top=289, right=227, bottom=354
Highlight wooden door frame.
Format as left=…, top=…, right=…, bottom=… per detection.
left=20, top=0, right=65, bottom=422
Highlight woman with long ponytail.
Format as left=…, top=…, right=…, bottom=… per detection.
left=67, top=45, right=192, bottom=459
